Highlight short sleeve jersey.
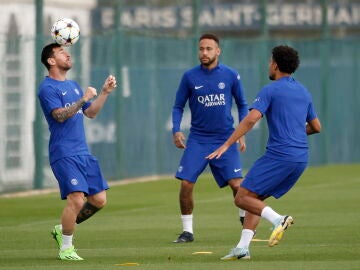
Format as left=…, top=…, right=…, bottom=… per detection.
left=38, top=76, right=91, bottom=164
left=250, top=76, right=317, bottom=162
left=172, top=63, right=248, bottom=143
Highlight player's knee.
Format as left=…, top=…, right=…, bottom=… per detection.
left=181, top=180, right=194, bottom=188
left=180, top=180, right=194, bottom=195
left=90, top=190, right=107, bottom=206
left=97, top=197, right=106, bottom=208
left=229, top=183, right=239, bottom=194
left=228, top=178, right=241, bottom=190
left=92, top=198, right=106, bottom=209
left=67, top=192, right=86, bottom=211
left=67, top=200, right=84, bottom=214
left=234, top=194, right=245, bottom=208
left=89, top=195, right=107, bottom=209
left=234, top=199, right=245, bottom=209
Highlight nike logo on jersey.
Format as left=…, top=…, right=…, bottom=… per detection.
left=62, top=91, right=67, bottom=96
left=194, top=85, right=203, bottom=90
left=234, top=168, right=242, bottom=173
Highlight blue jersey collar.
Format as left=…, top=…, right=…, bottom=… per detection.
left=278, top=76, right=294, bottom=82
left=200, top=62, right=221, bottom=73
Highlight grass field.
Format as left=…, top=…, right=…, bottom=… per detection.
left=0, top=164, right=359, bottom=270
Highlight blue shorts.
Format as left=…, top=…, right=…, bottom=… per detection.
left=51, top=155, right=109, bottom=200
left=175, top=140, right=243, bottom=188
left=241, top=155, right=307, bottom=199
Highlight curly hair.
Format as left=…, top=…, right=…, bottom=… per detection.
left=272, top=45, right=300, bottom=74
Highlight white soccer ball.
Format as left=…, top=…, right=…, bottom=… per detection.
left=51, top=18, right=80, bottom=47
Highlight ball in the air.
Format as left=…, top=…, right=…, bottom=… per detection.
left=51, top=18, right=80, bottom=47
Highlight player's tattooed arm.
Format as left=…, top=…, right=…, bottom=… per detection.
left=51, top=98, right=86, bottom=123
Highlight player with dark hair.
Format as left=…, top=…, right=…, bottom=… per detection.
left=207, top=45, right=321, bottom=260
left=171, top=33, right=248, bottom=243
left=38, top=43, right=117, bottom=260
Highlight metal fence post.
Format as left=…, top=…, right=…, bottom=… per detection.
left=33, top=0, right=44, bottom=189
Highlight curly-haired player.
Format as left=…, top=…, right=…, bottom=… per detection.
left=207, top=45, right=321, bottom=260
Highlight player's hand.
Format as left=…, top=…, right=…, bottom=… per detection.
left=206, top=144, right=229, bottom=160
left=83, top=87, right=97, bottom=102
left=238, top=136, right=246, bottom=152
left=173, top=132, right=186, bottom=149
left=102, top=75, right=117, bottom=94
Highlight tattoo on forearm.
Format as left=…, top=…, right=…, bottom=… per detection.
left=52, top=98, right=86, bottom=122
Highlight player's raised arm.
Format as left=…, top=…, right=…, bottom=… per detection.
left=51, top=88, right=95, bottom=123
left=84, top=75, right=117, bottom=118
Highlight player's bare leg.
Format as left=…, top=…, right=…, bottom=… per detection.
left=228, top=178, right=246, bottom=224
left=174, top=180, right=194, bottom=243
left=54, top=192, right=85, bottom=260
left=179, top=180, right=194, bottom=215
left=243, top=211, right=261, bottom=232
left=235, top=186, right=266, bottom=216
left=51, top=192, right=83, bottom=253
left=62, top=192, right=85, bottom=236
left=235, top=187, right=293, bottom=247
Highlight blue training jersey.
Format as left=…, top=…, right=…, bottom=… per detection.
left=172, top=63, right=248, bottom=143
left=38, top=76, right=91, bottom=164
left=250, top=76, right=317, bottom=162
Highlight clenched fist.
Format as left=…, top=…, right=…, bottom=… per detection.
left=83, top=87, right=97, bottom=102
left=102, top=75, right=117, bottom=94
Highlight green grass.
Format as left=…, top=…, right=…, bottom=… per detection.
left=0, top=164, right=359, bottom=270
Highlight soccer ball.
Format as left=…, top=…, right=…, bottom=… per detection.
left=51, top=18, right=80, bottom=47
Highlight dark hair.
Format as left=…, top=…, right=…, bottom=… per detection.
left=272, top=45, right=300, bottom=74
left=41, top=43, right=62, bottom=70
left=199, top=33, right=220, bottom=46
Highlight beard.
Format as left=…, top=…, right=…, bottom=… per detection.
left=200, top=56, right=216, bottom=67
left=268, top=73, right=275, bottom=81
left=60, top=62, right=72, bottom=71
left=62, top=66, right=71, bottom=71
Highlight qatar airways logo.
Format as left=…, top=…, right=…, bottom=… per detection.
left=198, top=93, right=225, bottom=107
